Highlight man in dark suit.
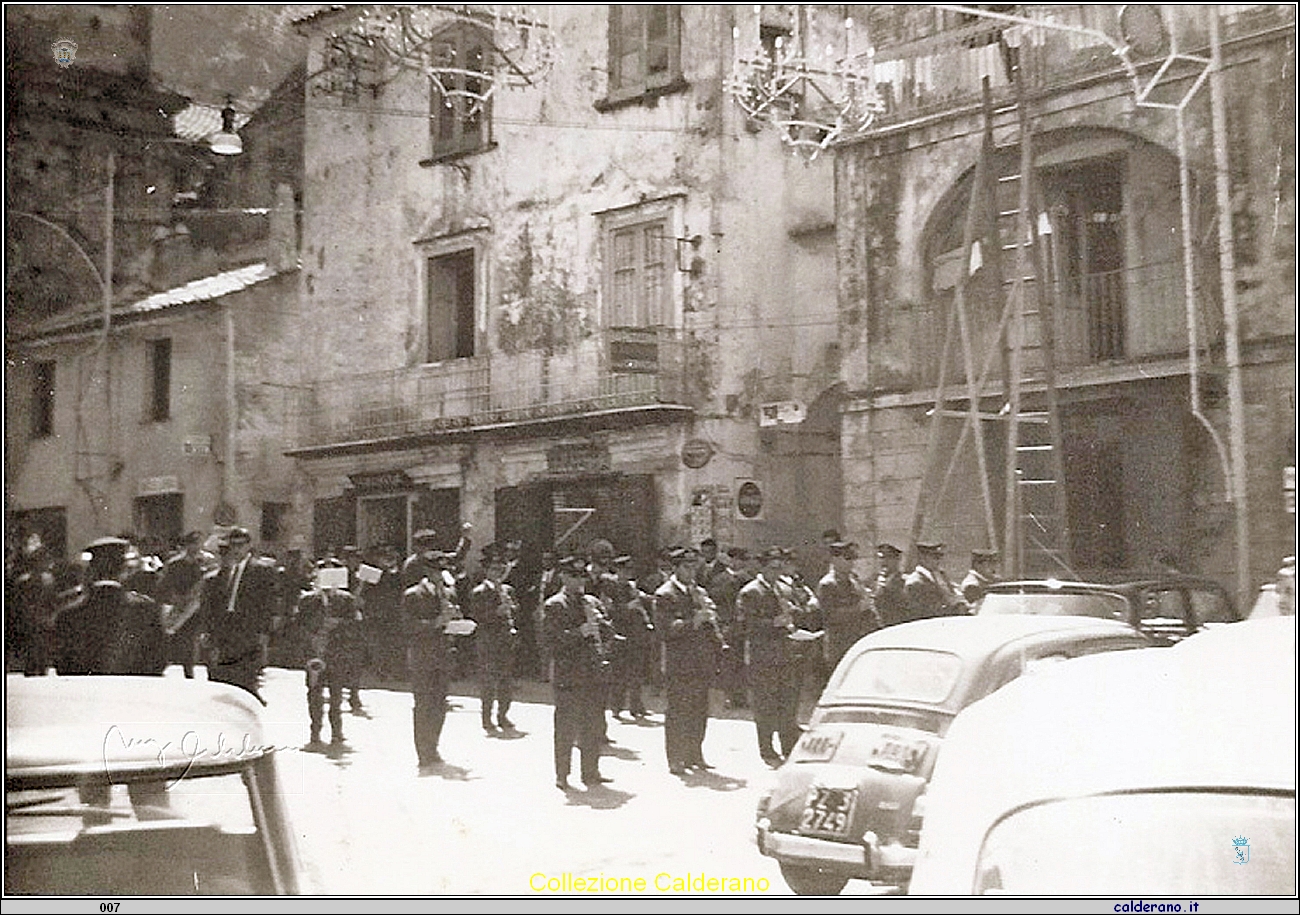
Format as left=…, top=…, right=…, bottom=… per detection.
left=544, top=556, right=615, bottom=790
left=959, top=547, right=1001, bottom=609
left=654, top=546, right=726, bottom=776
left=157, top=531, right=212, bottom=677
left=54, top=536, right=165, bottom=677
left=903, top=541, right=963, bottom=620
left=738, top=547, right=808, bottom=767
left=199, top=527, right=280, bottom=702
left=466, top=545, right=520, bottom=732
left=401, top=553, right=465, bottom=768
left=818, top=541, right=879, bottom=669
left=872, top=542, right=908, bottom=628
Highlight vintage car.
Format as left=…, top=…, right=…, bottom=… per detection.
left=977, top=575, right=1239, bottom=645
left=6, top=674, right=305, bottom=895
left=909, top=616, right=1296, bottom=896
left=753, top=615, right=1152, bottom=895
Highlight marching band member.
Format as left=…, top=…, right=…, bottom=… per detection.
left=653, top=546, right=726, bottom=776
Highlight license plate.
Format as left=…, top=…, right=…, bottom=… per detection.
left=798, top=787, right=857, bottom=838
left=793, top=730, right=843, bottom=763
left=869, top=734, right=925, bottom=773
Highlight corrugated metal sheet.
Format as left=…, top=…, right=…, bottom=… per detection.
left=130, top=263, right=279, bottom=313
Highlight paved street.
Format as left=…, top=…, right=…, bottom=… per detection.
left=234, top=665, right=839, bottom=896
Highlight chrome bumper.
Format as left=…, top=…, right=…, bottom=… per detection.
left=757, top=820, right=916, bottom=878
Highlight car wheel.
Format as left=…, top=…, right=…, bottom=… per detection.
left=779, top=863, right=848, bottom=896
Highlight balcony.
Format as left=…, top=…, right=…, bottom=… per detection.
left=291, top=328, right=690, bottom=453
left=915, top=257, right=1214, bottom=389
left=861, top=5, right=1294, bottom=131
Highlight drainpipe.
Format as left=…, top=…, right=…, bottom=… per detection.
left=223, top=300, right=238, bottom=523
left=1209, top=11, right=1252, bottom=608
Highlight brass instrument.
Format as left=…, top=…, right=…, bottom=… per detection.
left=583, top=597, right=610, bottom=660
left=306, top=656, right=326, bottom=688
left=306, top=627, right=330, bottom=688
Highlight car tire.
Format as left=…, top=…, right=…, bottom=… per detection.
left=779, top=864, right=848, bottom=896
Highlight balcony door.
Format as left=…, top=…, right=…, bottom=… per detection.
left=427, top=249, right=476, bottom=363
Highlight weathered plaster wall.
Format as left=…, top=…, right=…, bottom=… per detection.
left=297, top=5, right=845, bottom=556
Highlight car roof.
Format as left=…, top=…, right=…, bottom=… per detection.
left=910, top=616, right=1296, bottom=893
left=843, top=613, right=1141, bottom=658
left=6, top=674, right=272, bottom=783
left=983, top=579, right=1130, bottom=597
left=825, top=615, right=1147, bottom=710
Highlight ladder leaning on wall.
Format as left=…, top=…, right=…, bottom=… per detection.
left=907, top=65, right=1072, bottom=581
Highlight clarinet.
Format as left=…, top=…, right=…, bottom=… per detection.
left=583, top=597, right=609, bottom=660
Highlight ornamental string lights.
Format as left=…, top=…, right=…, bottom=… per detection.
left=309, top=4, right=556, bottom=114
left=726, top=7, right=883, bottom=161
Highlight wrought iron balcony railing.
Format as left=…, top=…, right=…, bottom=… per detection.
left=293, top=327, right=687, bottom=449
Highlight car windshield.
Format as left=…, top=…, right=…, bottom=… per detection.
left=974, top=791, right=1296, bottom=895
left=830, top=648, right=963, bottom=705
left=7, top=766, right=277, bottom=895
left=979, top=590, right=1127, bottom=620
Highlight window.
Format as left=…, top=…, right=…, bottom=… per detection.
left=605, top=218, right=670, bottom=328
left=31, top=361, right=54, bottom=438
left=428, top=22, right=493, bottom=160
left=260, top=502, right=290, bottom=544
left=1043, top=158, right=1127, bottom=362
left=427, top=249, right=477, bottom=362
left=148, top=338, right=171, bottom=422
left=604, top=5, right=682, bottom=104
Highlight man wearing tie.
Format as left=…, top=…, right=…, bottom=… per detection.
left=199, top=527, right=279, bottom=702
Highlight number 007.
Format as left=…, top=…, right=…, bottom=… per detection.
left=101, top=904, right=120, bottom=913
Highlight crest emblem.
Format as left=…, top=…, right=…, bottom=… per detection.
left=51, top=39, right=78, bottom=69
left=1232, top=835, right=1250, bottom=865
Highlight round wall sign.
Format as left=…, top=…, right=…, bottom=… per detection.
left=737, top=481, right=763, bottom=519
left=681, top=438, right=714, bottom=469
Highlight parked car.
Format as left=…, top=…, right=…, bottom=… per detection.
left=753, top=615, right=1152, bottom=895
left=909, top=616, right=1296, bottom=895
left=6, top=674, right=305, bottom=895
left=977, top=575, right=1239, bottom=645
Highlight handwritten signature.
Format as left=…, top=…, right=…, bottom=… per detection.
left=102, top=725, right=293, bottom=785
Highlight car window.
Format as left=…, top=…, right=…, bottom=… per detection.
left=832, top=648, right=963, bottom=705
left=1189, top=587, right=1236, bottom=624
left=979, top=591, right=1127, bottom=621
left=973, top=791, right=1296, bottom=895
left=1141, top=588, right=1190, bottom=623
left=7, top=770, right=276, bottom=895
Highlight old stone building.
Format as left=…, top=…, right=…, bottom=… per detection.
left=834, top=5, right=1295, bottom=602
left=5, top=7, right=305, bottom=556
left=286, top=6, right=849, bottom=579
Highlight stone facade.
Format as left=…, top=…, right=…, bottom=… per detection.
left=834, top=5, right=1296, bottom=603
left=288, top=5, right=847, bottom=576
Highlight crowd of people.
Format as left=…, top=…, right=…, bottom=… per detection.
left=5, top=522, right=996, bottom=786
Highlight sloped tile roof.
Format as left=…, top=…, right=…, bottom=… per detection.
left=15, top=262, right=291, bottom=340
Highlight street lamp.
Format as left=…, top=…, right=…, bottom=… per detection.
left=210, top=97, right=243, bottom=156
